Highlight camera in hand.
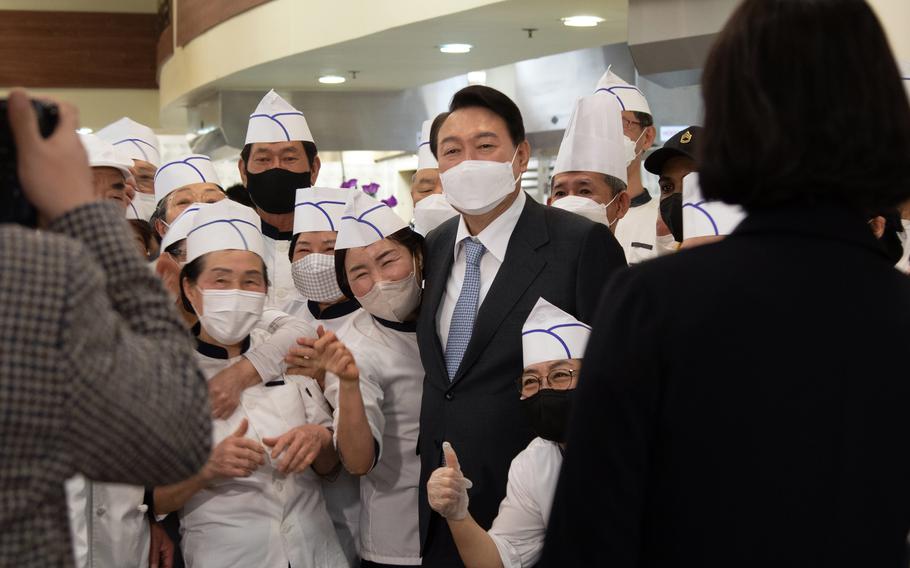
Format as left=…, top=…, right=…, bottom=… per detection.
left=0, top=100, right=59, bottom=226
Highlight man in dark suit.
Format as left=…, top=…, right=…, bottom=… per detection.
left=416, top=85, right=627, bottom=566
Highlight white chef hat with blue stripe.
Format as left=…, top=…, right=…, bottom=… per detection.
left=186, top=199, right=264, bottom=263
left=245, top=89, right=314, bottom=145
left=594, top=65, right=651, bottom=115
left=160, top=202, right=208, bottom=252
left=335, top=191, right=408, bottom=250
left=521, top=298, right=591, bottom=368
left=293, top=187, right=351, bottom=235
left=417, top=118, right=437, bottom=170
left=681, top=172, right=746, bottom=240
left=154, top=154, right=221, bottom=204
left=96, top=117, right=161, bottom=167
left=553, top=93, right=627, bottom=184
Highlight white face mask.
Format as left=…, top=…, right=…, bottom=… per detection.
left=413, top=193, right=459, bottom=236
left=194, top=289, right=266, bottom=345
left=355, top=268, right=422, bottom=323
left=623, top=130, right=647, bottom=167
left=440, top=149, right=520, bottom=216
left=127, top=191, right=158, bottom=222
left=292, top=253, right=344, bottom=303
left=552, top=194, right=620, bottom=227
left=654, top=233, right=679, bottom=257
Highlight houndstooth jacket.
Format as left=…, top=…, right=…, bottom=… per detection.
left=0, top=202, right=212, bottom=567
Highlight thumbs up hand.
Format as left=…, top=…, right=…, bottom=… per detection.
left=201, top=418, right=266, bottom=481
left=427, top=441, right=473, bottom=520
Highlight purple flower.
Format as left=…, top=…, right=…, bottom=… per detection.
left=361, top=182, right=380, bottom=195
left=381, top=195, right=398, bottom=208
left=341, top=178, right=358, bottom=189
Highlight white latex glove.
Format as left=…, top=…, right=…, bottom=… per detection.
left=427, top=441, right=473, bottom=520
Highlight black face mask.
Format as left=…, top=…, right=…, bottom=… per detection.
left=660, top=192, right=683, bottom=242
left=520, top=389, right=575, bottom=444
left=245, top=168, right=311, bottom=214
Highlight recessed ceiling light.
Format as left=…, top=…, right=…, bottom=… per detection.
left=439, top=43, right=472, bottom=54
left=561, top=15, right=605, bottom=27
left=76, top=127, right=93, bottom=134
left=318, top=75, right=346, bottom=84
left=467, top=71, right=487, bottom=85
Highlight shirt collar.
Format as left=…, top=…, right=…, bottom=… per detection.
left=192, top=322, right=251, bottom=359
left=261, top=219, right=293, bottom=241
left=374, top=315, right=418, bottom=333
left=452, top=190, right=527, bottom=264
left=307, top=298, right=361, bottom=320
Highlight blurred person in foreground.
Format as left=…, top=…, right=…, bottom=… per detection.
left=0, top=90, right=211, bottom=567
left=542, top=1, right=910, bottom=566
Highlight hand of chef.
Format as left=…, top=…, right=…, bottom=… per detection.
left=207, top=359, right=260, bottom=419
left=202, top=419, right=265, bottom=481
left=285, top=326, right=326, bottom=387
left=262, top=424, right=334, bottom=474
left=427, top=442, right=473, bottom=520
left=7, top=89, right=95, bottom=223
left=314, top=327, right=359, bottom=384
left=148, top=519, right=174, bottom=568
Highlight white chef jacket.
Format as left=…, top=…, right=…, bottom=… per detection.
left=284, top=295, right=365, bottom=566
left=323, top=311, right=423, bottom=565
left=488, top=437, right=563, bottom=568
left=262, top=229, right=296, bottom=309
left=65, top=478, right=149, bottom=568
left=180, top=332, right=346, bottom=568
left=614, top=192, right=659, bottom=264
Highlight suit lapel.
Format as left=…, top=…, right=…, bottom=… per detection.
left=419, top=220, right=457, bottom=384
left=450, top=198, right=549, bottom=386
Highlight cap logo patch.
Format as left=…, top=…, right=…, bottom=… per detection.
left=680, top=131, right=693, bottom=144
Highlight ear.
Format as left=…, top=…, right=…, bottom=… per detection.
left=238, top=158, right=248, bottom=186
left=182, top=276, right=201, bottom=315
left=616, top=191, right=631, bottom=220
left=517, top=140, right=531, bottom=174
left=642, top=125, right=657, bottom=150
left=870, top=216, right=886, bottom=239
left=310, top=155, right=321, bottom=184
left=154, top=218, right=168, bottom=239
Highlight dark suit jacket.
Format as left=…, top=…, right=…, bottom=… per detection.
left=541, top=204, right=910, bottom=567
left=417, top=194, right=627, bottom=564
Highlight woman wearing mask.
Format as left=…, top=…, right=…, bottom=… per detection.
left=152, top=199, right=346, bottom=568
left=309, top=191, right=425, bottom=567
left=425, top=298, right=589, bottom=568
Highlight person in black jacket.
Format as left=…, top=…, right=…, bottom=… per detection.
left=541, top=0, right=910, bottom=566
left=417, top=85, right=627, bottom=566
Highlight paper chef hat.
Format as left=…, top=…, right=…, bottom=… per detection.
left=521, top=298, right=592, bottom=368
left=245, top=89, right=314, bottom=145
left=553, top=94, right=628, bottom=184
left=417, top=118, right=438, bottom=170
left=293, top=187, right=350, bottom=234
left=335, top=191, right=408, bottom=250
left=186, top=199, right=265, bottom=263
left=96, top=117, right=161, bottom=167
left=412, top=193, right=458, bottom=236
left=80, top=133, right=133, bottom=179
left=681, top=172, right=746, bottom=240
left=154, top=154, right=221, bottom=204
left=594, top=66, right=652, bottom=115
left=160, top=202, right=207, bottom=252
left=551, top=196, right=608, bottom=225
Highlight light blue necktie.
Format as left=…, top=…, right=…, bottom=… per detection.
left=444, top=238, right=486, bottom=381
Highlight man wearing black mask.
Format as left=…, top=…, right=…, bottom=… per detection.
left=239, top=89, right=321, bottom=308
left=644, top=126, right=702, bottom=256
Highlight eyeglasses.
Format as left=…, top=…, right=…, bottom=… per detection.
left=622, top=117, right=643, bottom=130
left=517, top=368, right=577, bottom=397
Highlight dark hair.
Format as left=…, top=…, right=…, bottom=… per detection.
left=225, top=183, right=255, bottom=208
left=333, top=228, right=425, bottom=300
left=632, top=111, right=654, bottom=128
left=700, top=0, right=910, bottom=211
left=240, top=141, right=319, bottom=171
left=128, top=219, right=155, bottom=251
left=178, top=253, right=270, bottom=314
left=430, top=86, right=525, bottom=158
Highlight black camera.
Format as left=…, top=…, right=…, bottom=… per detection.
left=0, top=99, right=60, bottom=227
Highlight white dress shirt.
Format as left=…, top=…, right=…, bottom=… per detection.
left=436, top=191, right=527, bottom=349
left=488, top=437, right=563, bottom=568
left=323, top=311, right=424, bottom=565
left=614, top=194, right=659, bottom=265
left=180, top=331, right=346, bottom=568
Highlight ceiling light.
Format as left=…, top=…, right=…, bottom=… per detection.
left=439, top=43, right=472, bottom=54
left=319, top=75, right=346, bottom=84
left=76, top=127, right=93, bottom=135
left=467, top=71, right=487, bottom=85
left=561, top=15, right=605, bottom=27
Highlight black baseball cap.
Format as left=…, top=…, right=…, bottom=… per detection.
left=644, top=125, right=702, bottom=176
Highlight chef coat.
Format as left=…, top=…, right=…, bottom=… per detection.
left=614, top=192, right=659, bottom=264
left=283, top=295, right=364, bottom=566
left=180, top=331, right=346, bottom=568
left=262, top=223, right=296, bottom=309
left=65, top=478, right=149, bottom=568
left=323, top=311, right=423, bottom=565
left=488, top=437, right=563, bottom=568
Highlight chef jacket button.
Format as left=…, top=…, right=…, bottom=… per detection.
left=445, top=392, right=454, bottom=401
left=96, top=506, right=106, bottom=517
left=136, top=504, right=149, bottom=513
left=275, top=481, right=284, bottom=492
left=278, top=290, right=287, bottom=299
